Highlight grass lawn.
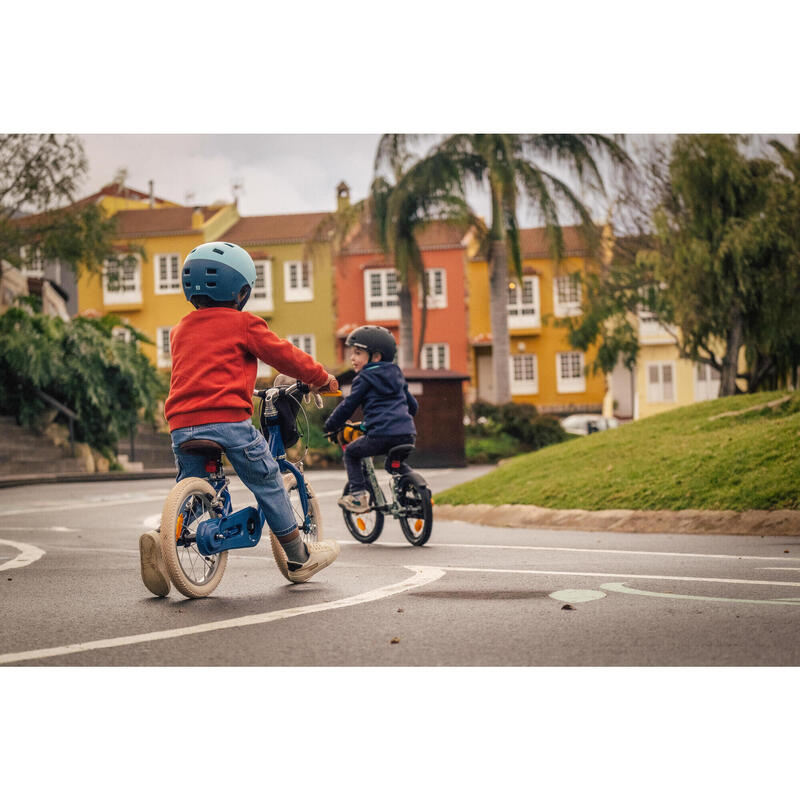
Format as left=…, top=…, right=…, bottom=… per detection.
left=436, top=390, right=800, bottom=511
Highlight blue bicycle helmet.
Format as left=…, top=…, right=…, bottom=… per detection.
left=182, top=241, right=257, bottom=310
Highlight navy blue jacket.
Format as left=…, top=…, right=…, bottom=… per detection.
left=325, top=362, right=418, bottom=437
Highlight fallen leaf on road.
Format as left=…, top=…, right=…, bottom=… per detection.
left=561, top=604, right=575, bottom=611
left=397, top=608, right=404, bottom=613
left=390, top=637, right=400, bottom=644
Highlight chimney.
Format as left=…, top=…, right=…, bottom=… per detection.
left=148, top=180, right=155, bottom=208
left=336, top=181, right=350, bottom=213
left=191, top=206, right=204, bottom=229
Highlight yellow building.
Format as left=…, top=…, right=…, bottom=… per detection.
left=467, top=226, right=608, bottom=414
left=76, top=183, right=341, bottom=377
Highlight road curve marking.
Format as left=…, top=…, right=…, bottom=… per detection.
left=0, top=565, right=444, bottom=666
left=0, top=539, right=45, bottom=572
left=600, top=582, right=800, bottom=607
left=549, top=589, right=606, bottom=604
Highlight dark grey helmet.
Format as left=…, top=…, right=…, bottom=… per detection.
left=345, top=325, right=397, bottom=362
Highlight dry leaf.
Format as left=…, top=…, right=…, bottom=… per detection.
left=390, top=637, right=400, bottom=644
left=561, top=604, right=575, bottom=611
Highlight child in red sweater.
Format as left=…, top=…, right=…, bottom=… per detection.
left=139, top=241, right=340, bottom=596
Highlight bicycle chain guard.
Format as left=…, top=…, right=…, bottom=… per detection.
left=196, top=506, right=262, bottom=556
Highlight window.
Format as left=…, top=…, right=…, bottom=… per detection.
left=508, top=276, right=540, bottom=328
left=646, top=361, right=676, bottom=402
left=156, top=326, right=172, bottom=368
left=111, top=326, right=132, bottom=344
left=553, top=274, right=582, bottom=317
left=288, top=334, right=316, bottom=359
left=694, top=362, right=720, bottom=401
left=154, top=253, right=181, bottom=294
left=420, top=268, right=447, bottom=309
left=284, top=260, right=313, bottom=302
left=250, top=260, right=273, bottom=312
left=510, top=353, right=538, bottom=395
left=556, top=351, right=586, bottom=393
left=103, top=255, right=141, bottom=305
left=421, top=343, right=449, bottom=370
left=256, top=361, right=273, bottom=378
left=19, top=245, right=45, bottom=277
left=364, top=268, right=400, bottom=321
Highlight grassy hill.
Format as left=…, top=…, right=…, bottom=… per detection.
left=436, top=390, right=800, bottom=511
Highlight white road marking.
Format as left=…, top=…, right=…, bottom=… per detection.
left=549, top=589, right=606, bottom=604
left=336, top=539, right=800, bottom=563
left=0, top=492, right=166, bottom=518
left=0, top=565, right=445, bottom=665
left=0, top=539, right=46, bottom=571
left=420, top=565, right=800, bottom=589
left=601, top=582, right=800, bottom=607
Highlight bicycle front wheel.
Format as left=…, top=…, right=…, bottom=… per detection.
left=283, top=471, right=322, bottom=543
left=341, top=481, right=384, bottom=543
left=397, top=473, right=433, bottom=546
left=161, top=477, right=228, bottom=598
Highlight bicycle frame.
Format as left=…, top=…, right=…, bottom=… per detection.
left=194, top=382, right=315, bottom=556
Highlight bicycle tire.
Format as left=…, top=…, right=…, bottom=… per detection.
left=341, top=480, right=384, bottom=543
left=161, top=477, right=228, bottom=598
left=397, top=473, right=433, bottom=546
left=283, top=471, right=323, bottom=543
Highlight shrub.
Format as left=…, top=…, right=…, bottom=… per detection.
left=0, top=307, right=167, bottom=456
left=464, top=400, right=568, bottom=454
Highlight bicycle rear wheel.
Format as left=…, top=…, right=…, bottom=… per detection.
left=283, top=472, right=322, bottom=543
left=161, top=477, right=228, bottom=598
left=397, top=473, right=433, bottom=546
left=341, top=481, right=384, bottom=543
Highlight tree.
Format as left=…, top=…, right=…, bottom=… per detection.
left=0, top=134, right=118, bottom=276
left=565, top=135, right=800, bottom=396
left=396, top=134, right=632, bottom=402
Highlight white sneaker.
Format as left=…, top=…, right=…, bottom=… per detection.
left=139, top=530, right=170, bottom=597
left=286, top=540, right=341, bottom=583
left=337, top=491, right=370, bottom=513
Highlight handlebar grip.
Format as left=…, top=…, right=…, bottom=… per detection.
left=319, top=390, right=343, bottom=396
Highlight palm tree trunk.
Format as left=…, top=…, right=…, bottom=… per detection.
left=416, top=273, right=429, bottom=368
left=398, top=282, right=414, bottom=369
left=720, top=308, right=743, bottom=396
left=489, top=239, right=511, bottom=404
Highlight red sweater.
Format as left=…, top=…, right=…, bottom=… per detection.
left=164, top=308, right=329, bottom=432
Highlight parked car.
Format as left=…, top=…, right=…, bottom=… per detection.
left=560, top=414, right=620, bottom=436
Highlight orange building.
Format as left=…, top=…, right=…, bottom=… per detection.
left=334, top=222, right=473, bottom=374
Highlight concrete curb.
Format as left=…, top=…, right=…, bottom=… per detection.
left=434, top=503, right=800, bottom=537
left=0, top=469, right=177, bottom=489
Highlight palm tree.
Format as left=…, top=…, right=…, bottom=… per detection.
left=322, top=136, right=480, bottom=368
left=384, top=134, right=632, bottom=402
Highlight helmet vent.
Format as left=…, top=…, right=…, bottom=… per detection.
left=212, top=247, right=225, bottom=255
left=206, top=268, right=217, bottom=274
left=206, top=282, right=217, bottom=287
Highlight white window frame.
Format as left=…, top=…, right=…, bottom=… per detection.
left=508, top=276, right=541, bottom=329
left=694, top=362, right=720, bottom=401
left=509, top=353, right=538, bottom=395
left=19, top=245, right=45, bottom=277
left=556, top=351, right=586, bottom=394
left=288, top=334, right=316, bottom=359
left=421, top=342, right=450, bottom=370
left=156, top=326, right=172, bottom=368
left=250, top=259, right=274, bottom=312
left=418, top=268, right=447, bottom=309
left=111, top=326, right=132, bottom=344
left=103, top=254, right=142, bottom=305
left=553, top=274, right=582, bottom=317
left=364, top=268, right=400, bottom=321
left=284, top=260, right=313, bottom=302
left=153, top=253, right=182, bottom=294
left=646, top=361, right=676, bottom=402
left=256, top=361, right=273, bottom=378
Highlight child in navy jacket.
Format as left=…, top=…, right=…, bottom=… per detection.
left=324, top=326, right=417, bottom=512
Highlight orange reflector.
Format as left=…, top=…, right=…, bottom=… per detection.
left=414, top=520, right=423, bottom=532
left=430, top=497, right=435, bottom=505
left=176, top=513, right=183, bottom=540
left=356, top=518, right=366, bottom=531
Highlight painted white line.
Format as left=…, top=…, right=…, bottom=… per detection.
left=549, top=589, right=606, bottom=604
left=0, top=492, right=166, bottom=518
left=415, top=565, right=800, bottom=589
left=601, top=582, right=800, bottom=607
left=0, top=565, right=445, bottom=665
left=0, top=539, right=46, bottom=572
left=337, top=539, right=800, bottom=563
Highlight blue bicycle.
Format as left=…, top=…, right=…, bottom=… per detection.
left=159, top=377, right=333, bottom=598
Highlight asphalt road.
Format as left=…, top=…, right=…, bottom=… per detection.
left=2, top=466, right=800, bottom=666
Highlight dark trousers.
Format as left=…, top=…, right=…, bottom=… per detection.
left=343, top=433, right=415, bottom=493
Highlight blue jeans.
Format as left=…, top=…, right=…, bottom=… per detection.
left=171, top=420, right=297, bottom=537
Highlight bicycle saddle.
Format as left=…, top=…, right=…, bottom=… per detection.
left=179, top=439, right=224, bottom=459
left=385, top=444, right=415, bottom=472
